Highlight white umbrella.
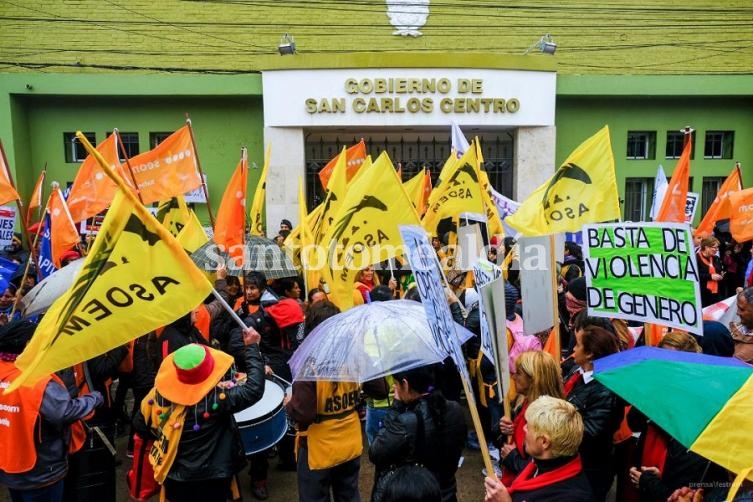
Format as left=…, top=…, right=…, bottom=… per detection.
left=288, top=299, right=474, bottom=383
left=21, top=259, right=84, bottom=317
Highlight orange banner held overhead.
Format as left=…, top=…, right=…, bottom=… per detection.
left=318, top=140, right=367, bottom=190
left=48, top=188, right=80, bottom=268
left=0, top=141, right=21, bottom=206
left=27, top=170, right=45, bottom=226
left=729, top=188, right=753, bottom=244
left=696, top=164, right=742, bottom=236
left=67, top=134, right=125, bottom=223
left=214, top=149, right=248, bottom=263
left=655, top=137, right=692, bottom=223
left=128, top=126, right=202, bottom=205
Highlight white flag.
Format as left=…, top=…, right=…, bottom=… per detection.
left=451, top=122, right=470, bottom=158
left=650, top=165, right=668, bottom=220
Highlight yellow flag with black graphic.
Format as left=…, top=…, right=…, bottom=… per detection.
left=505, top=126, right=621, bottom=236
left=315, top=147, right=348, bottom=245
left=422, top=142, right=485, bottom=239
left=320, top=151, right=420, bottom=311
left=249, top=145, right=270, bottom=237
left=5, top=137, right=213, bottom=393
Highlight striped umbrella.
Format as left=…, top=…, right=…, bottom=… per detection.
left=594, top=347, right=753, bottom=485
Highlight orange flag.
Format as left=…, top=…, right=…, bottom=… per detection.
left=729, top=188, right=753, bottom=243
left=128, top=126, right=202, bottom=205
left=27, top=170, right=45, bottom=226
left=318, top=140, right=367, bottom=190
left=66, top=134, right=125, bottom=223
left=214, top=149, right=248, bottom=263
left=655, top=136, right=692, bottom=223
left=696, top=164, right=742, bottom=236
left=48, top=187, right=80, bottom=268
left=0, top=141, right=21, bottom=206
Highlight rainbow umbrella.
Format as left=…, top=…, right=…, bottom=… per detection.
left=594, top=347, right=753, bottom=482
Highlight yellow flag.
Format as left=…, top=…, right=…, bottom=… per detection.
left=403, top=169, right=432, bottom=218
left=320, top=151, right=420, bottom=311
left=315, top=148, right=348, bottom=245
left=479, top=170, right=504, bottom=237
left=297, top=177, right=319, bottom=293
left=4, top=134, right=214, bottom=393
left=249, top=145, right=270, bottom=237
left=159, top=196, right=191, bottom=238
left=422, top=143, right=485, bottom=239
left=176, top=209, right=210, bottom=254
left=505, top=126, right=621, bottom=236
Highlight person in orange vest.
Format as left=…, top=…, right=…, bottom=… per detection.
left=0, top=320, right=103, bottom=501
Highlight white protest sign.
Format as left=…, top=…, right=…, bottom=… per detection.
left=685, top=192, right=699, bottom=224
left=400, top=225, right=469, bottom=382
left=0, top=206, right=16, bottom=247
left=472, top=259, right=502, bottom=360
left=476, top=270, right=510, bottom=401
left=583, top=222, right=702, bottom=334
left=518, top=236, right=557, bottom=335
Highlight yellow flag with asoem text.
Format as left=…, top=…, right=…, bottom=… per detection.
left=320, top=151, right=420, bottom=311
left=422, top=143, right=485, bottom=239
left=505, top=126, right=621, bottom=236
left=5, top=135, right=214, bottom=393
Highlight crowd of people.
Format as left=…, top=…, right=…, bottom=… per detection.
left=1, top=216, right=753, bottom=502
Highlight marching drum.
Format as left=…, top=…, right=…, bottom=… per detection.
left=234, top=377, right=290, bottom=456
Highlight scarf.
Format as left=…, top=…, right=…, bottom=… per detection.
left=698, top=252, right=718, bottom=294
left=563, top=371, right=583, bottom=397
left=640, top=423, right=668, bottom=474
left=141, top=388, right=187, bottom=484
left=508, top=455, right=583, bottom=494
left=565, top=292, right=586, bottom=318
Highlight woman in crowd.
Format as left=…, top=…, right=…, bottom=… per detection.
left=369, top=364, right=467, bottom=502
left=564, top=324, right=623, bottom=502
left=696, top=237, right=724, bottom=307
left=498, top=350, right=564, bottom=485
left=354, top=267, right=378, bottom=305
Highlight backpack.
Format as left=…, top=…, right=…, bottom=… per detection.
left=507, top=314, right=541, bottom=373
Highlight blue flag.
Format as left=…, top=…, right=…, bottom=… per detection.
left=37, top=213, right=56, bottom=280
left=0, top=256, right=20, bottom=293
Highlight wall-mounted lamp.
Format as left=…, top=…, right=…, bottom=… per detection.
left=524, top=34, right=557, bottom=55
left=278, top=33, right=296, bottom=55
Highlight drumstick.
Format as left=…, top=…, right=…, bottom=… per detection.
left=211, top=288, right=248, bottom=331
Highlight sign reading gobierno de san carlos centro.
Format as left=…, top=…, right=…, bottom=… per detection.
left=583, top=222, right=702, bottom=334
left=262, top=68, right=555, bottom=128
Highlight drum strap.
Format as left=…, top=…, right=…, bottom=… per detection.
left=314, top=409, right=357, bottom=424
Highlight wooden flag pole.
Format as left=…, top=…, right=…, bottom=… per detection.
left=185, top=115, right=216, bottom=229
left=548, top=234, right=562, bottom=360
left=113, top=129, right=145, bottom=205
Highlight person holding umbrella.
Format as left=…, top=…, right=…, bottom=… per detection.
left=369, top=364, right=467, bottom=502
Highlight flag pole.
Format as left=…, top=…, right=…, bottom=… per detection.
left=113, top=129, right=145, bottom=205
left=9, top=191, right=53, bottom=319
left=185, top=115, right=216, bottom=228
left=0, top=140, right=31, bottom=253
left=548, top=234, right=562, bottom=360
left=210, top=288, right=248, bottom=331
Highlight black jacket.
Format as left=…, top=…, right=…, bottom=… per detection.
left=369, top=393, right=467, bottom=502
left=565, top=367, right=623, bottom=501
left=130, top=333, right=160, bottom=391
left=134, top=344, right=265, bottom=482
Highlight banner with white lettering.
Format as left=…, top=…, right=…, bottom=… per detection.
left=473, top=259, right=510, bottom=399
left=0, top=206, right=16, bottom=247
left=583, top=222, right=702, bottom=334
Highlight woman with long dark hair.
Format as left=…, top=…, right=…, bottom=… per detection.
left=369, top=364, right=467, bottom=502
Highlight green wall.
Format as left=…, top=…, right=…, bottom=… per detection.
left=556, top=95, right=753, bottom=222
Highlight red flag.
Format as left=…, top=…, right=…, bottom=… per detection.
left=214, top=150, right=248, bottom=263
left=696, top=164, right=742, bottom=236
left=655, top=137, right=692, bottom=223
left=48, top=188, right=80, bottom=268
left=67, top=134, right=125, bottom=223
left=0, top=141, right=21, bottom=206
left=318, top=140, right=367, bottom=190
left=27, top=170, right=45, bottom=226
left=128, top=126, right=202, bottom=205
left=729, top=187, right=753, bottom=244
